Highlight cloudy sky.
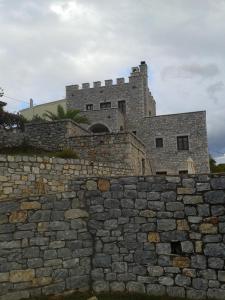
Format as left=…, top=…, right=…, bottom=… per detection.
left=0, top=0, right=225, bottom=162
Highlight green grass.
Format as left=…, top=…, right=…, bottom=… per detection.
left=0, top=145, right=78, bottom=159
left=28, top=292, right=195, bottom=300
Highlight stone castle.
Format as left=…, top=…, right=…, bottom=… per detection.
left=20, top=61, right=210, bottom=175
left=1, top=62, right=225, bottom=300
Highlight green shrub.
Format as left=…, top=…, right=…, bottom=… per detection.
left=53, top=148, right=78, bottom=159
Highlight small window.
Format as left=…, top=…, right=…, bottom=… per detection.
left=156, top=138, right=163, bottom=148
left=100, top=102, right=111, bottom=109
left=179, top=170, right=188, bottom=175
left=86, top=104, right=93, bottom=111
left=177, top=136, right=189, bottom=150
left=156, top=171, right=167, bottom=175
left=171, top=241, right=182, bottom=255
left=118, top=100, right=126, bottom=113
left=132, top=131, right=137, bottom=135
left=120, top=126, right=124, bottom=131
left=149, top=111, right=151, bottom=116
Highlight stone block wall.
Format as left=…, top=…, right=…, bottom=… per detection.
left=0, top=129, right=25, bottom=149
left=1, top=174, right=225, bottom=299
left=0, top=155, right=132, bottom=201
left=68, top=132, right=151, bottom=175
left=82, top=175, right=225, bottom=299
left=0, top=192, right=92, bottom=300
left=24, top=120, right=89, bottom=151
left=139, top=112, right=210, bottom=175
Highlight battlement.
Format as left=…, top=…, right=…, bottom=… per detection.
left=66, top=61, right=148, bottom=92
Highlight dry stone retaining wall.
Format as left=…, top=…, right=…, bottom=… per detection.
left=0, top=174, right=225, bottom=299
left=0, top=155, right=132, bottom=201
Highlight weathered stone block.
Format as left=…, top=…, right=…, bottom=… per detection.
left=183, top=195, right=203, bottom=204
left=181, top=241, right=193, bottom=253
left=110, top=281, right=125, bottom=292
left=173, top=257, right=190, bottom=268
left=192, top=278, right=208, bottom=290
left=177, top=219, right=189, bottom=231
left=147, top=266, right=163, bottom=277
left=9, top=269, right=35, bottom=283
left=159, top=276, right=174, bottom=286
left=86, top=180, right=97, bottom=191
left=148, top=232, right=160, bottom=243
left=199, top=223, right=217, bottom=234
left=146, top=283, right=166, bottom=296
left=205, top=191, right=225, bottom=204
left=127, top=281, right=145, bottom=293
left=208, top=257, right=224, bottom=269
left=64, top=209, right=89, bottom=219
left=93, top=280, right=109, bottom=293
left=191, top=255, right=206, bottom=269
left=157, top=219, right=176, bottom=231
left=177, top=187, right=195, bottom=194
left=207, top=288, right=225, bottom=300
left=218, top=271, right=225, bottom=282
left=20, top=201, right=41, bottom=210
left=98, top=179, right=110, bottom=192
left=156, top=243, right=171, bottom=255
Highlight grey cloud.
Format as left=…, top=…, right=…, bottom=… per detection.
left=207, top=81, right=224, bottom=104
left=161, top=64, right=220, bottom=80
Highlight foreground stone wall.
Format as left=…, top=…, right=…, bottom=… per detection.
left=83, top=175, right=225, bottom=299
left=0, top=192, right=92, bottom=299
left=0, top=155, right=132, bottom=201
left=1, top=174, right=225, bottom=300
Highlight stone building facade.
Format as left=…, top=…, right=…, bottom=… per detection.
left=20, top=61, right=210, bottom=175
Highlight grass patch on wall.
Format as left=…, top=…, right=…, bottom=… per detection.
left=0, top=145, right=78, bottom=159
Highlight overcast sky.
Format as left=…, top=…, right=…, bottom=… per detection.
left=0, top=0, right=225, bottom=162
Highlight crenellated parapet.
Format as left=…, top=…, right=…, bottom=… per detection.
left=66, top=61, right=148, bottom=93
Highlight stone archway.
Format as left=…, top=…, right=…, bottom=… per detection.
left=89, top=123, right=110, bottom=133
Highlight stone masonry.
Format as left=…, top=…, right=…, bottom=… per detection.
left=20, top=61, right=210, bottom=174
left=1, top=174, right=225, bottom=299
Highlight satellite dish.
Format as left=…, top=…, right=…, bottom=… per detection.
left=0, top=87, right=4, bottom=97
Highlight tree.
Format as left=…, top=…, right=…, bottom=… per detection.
left=0, top=101, right=26, bottom=130
left=43, top=105, right=89, bottom=124
left=209, top=154, right=225, bottom=173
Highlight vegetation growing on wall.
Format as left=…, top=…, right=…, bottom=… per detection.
left=0, top=101, right=26, bottom=130
left=210, top=155, right=225, bottom=173
left=44, top=104, right=89, bottom=124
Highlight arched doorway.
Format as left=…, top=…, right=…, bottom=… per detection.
left=89, top=123, right=110, bottom=133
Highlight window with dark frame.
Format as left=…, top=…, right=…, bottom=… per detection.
left=86, top=104, right=93, bottom=111
left=156, top=171, right=167, bottom=175
left=118, top=100, right=126, bottom=114
left=156, top=138, right=163, bottom=148
left=177, top=136, right=189, bottom=150
left=100, top=102, right=111, bottom=109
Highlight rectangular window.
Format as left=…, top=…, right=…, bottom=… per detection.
left=156, top=171, right=167, bottom=175
left=86, top=104, right=93, bottom=111
left=156, top=138, right=163, bottom=148
left=118, top=100, right=126, bottom=113
left=100, top=102, right=111, bottom=109
left=177, top=136, right=189, bottom=150
left=179, top=170, right=188, bottom=175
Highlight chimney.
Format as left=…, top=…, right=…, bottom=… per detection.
left=30, top=98, right=33, bottom=108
